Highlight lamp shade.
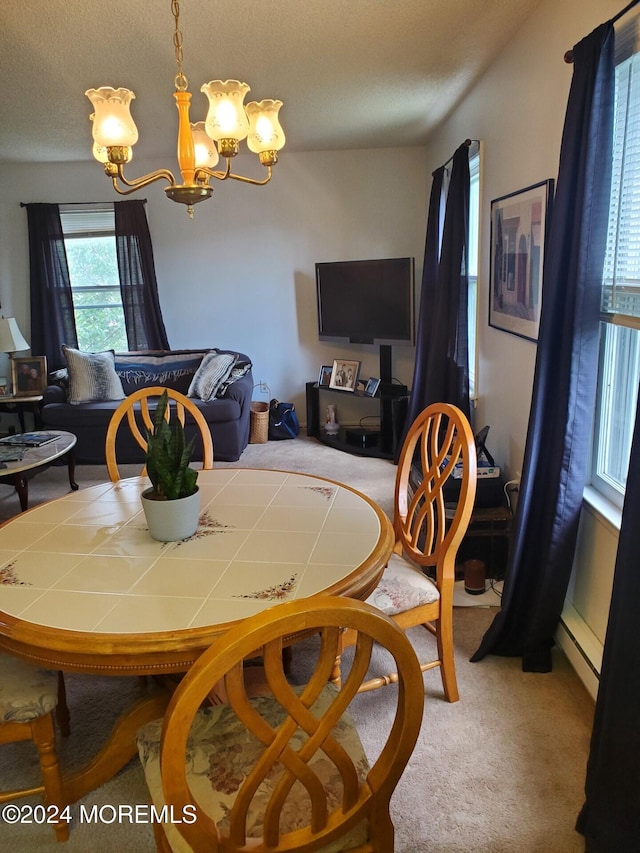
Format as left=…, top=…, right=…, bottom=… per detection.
left=85, top=87, right=139, bottom=148
left=0, top=318, right=29, bottom=353
left=201, top=80, right=250, bottom=142
left=246, top=100, right=285, bottom=154
left=190, top=121, right=219, bottom=169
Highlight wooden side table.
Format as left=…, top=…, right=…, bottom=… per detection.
left=0, top=394, right=43, bottom=432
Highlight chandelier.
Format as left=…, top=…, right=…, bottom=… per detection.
left=85, top=0, right=285, bottom=217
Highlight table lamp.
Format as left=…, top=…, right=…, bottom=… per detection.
left=0, top=317, right=30, bottom=395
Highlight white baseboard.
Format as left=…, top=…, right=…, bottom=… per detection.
left=555, top=601, right=602, bottom=701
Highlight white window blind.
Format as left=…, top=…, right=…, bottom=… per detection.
left=602, top=38, right=640, bottom=324
left=59, top=204, right=114, bottom=237
left=591, top=16, right=640, bottom=506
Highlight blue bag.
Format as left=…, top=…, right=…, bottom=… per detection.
left=268, top=398, right=300, bottom=440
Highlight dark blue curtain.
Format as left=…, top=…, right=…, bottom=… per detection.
left=26, top=201, right=169, bottom=366
left=472, top=23, right=615, bottom=671
left=576, top=381, right=640, bottom=848
left=115, top=200, right=169, bottom=351
left=25, top=203, right=78, bottom=369
left=401, top=165, right=445, bottom=441
left=400, top=143, right=471, bottom=454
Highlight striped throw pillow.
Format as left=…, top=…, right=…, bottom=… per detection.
left=188, top=352, right=237, bottom=402
left=62, top=346, right=126, bottom=405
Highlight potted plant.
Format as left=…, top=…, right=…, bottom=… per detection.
left=140, top=390, right=200, bottom=541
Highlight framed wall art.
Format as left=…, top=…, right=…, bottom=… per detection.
left=489, top=178, right=554, bottom=342
left=12, top=356, right=47, bottom=396
left=329, top=359, right=360, bottom=392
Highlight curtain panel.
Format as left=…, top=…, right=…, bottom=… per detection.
left=400, top=142, right=471, bottom=456
left=576, top=382, right=640, bottom=848
left=472, top=23, right=615, bottom=671
left=115, top=200, right=169, bottom=351
left=400, top=165, right=445, bottom=445
left=25, top=203, right=78, bottom=369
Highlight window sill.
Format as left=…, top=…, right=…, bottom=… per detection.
left=582, top=485, right=622, bottom=535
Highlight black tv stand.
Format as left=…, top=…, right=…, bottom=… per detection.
left=305, top=346, right=409, bottom=460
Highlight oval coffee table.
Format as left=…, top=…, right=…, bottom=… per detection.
left=0, top=429, right=77, bottom=511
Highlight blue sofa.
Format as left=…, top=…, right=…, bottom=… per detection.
left=40, top=348, right=253, bottom=463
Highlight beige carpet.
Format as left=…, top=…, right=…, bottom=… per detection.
left=0, top=436, right=594, bottom=852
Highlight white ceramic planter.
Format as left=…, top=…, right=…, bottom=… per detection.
left=141, top=486, right=200, bottom=542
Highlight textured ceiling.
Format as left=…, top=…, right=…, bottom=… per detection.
left=1, top=0, right=542, bottom=164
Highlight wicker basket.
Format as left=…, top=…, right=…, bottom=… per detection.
left=249, top=401, right=270, bottom=444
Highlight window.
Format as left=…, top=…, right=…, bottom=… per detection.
left=468, top=145, right=480, bottom=400
left=59, top=205, right=128, bottom=352
left=592, top=31, right=640, bottom=507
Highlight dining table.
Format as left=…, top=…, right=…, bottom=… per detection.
left=0, top=466, right=394, bottom=802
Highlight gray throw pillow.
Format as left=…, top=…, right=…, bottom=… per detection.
left=62, top=345, right=126, bottom=405
left=188, top=352, right=237, bottom=402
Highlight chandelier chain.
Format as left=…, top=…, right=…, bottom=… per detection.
left=172, top=0, right=188, bottom=92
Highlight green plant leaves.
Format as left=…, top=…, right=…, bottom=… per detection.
left=145, top=391, right=198, bottom=500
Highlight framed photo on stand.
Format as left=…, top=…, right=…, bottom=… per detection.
left=329, top=359, right=360, bottom=392
left=11, top=356, right=47, bottom=396
left=317, top=364, right=332, bottom=387
left=364, top=377, right=381, bottom=397
left=489, top=178, right=554, bottom=342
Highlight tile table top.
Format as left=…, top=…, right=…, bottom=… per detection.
left=0, top=469, right=393, bottom=671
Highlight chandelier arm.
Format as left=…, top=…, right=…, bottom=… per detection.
left=194, top=162, right=231, bottom=183
left=110, top=164, right=178, bottom=193
left=222, top=165, right=273, bottom=187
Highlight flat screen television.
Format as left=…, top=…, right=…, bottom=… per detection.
left=315, top=257, right=415, bottom=346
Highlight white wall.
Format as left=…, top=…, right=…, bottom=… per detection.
left=0, top=146, right=428, bottom=424
left=422, top=0, right=622, bottom=697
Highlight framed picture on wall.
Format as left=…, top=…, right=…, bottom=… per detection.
left=329, top=359, right=360, bottom=392
left=489, top=178, right=554, bottom=342
left=11, top=356, right=47, bottom=396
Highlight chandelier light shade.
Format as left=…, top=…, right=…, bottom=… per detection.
left=190, top=122, right=219, bottom=169
left=86, top=88, right=139, bottom=149
left=201, top=80, right=251, bottom=146
left=246, top=100, right=286, bottom=157
left=85, top=0, right=285, bottom=217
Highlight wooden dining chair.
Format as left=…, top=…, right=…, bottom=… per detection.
left=0, top=654, right=68, bottom=841
left=136, top=596, right=424, bottom=852
left=334, top=402, right=477, bottom=702
left=105, top=386, right=214, bottom=482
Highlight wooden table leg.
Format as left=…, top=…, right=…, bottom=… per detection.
left=62, top=691, right=172, bottom=805
left=13, top=473, right=28, bottom=512
left=67, top=450, right=78, bottom=491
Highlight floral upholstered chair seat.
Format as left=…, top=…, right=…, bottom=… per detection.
left=0, top=654, right=58, bottom=723
left=0, top=653, right=68, bottom=842
left=365, top=552, right=440, bottom=616
left=137, top=684, right=370, bottom=853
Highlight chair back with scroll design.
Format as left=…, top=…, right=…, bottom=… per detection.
left=335, top=402, right=476, bottom=702
left=136, top=596, right=424, bottom=852
left=105, top=385, right=214, bottom=482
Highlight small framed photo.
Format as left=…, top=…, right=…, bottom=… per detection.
left=364, top=377, right=381, bottom=397
left=318, top=364, right=332, bottom=387
left=12, top=356, right=47, bottom=396
left=329, top=359, right=360, bottom=392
